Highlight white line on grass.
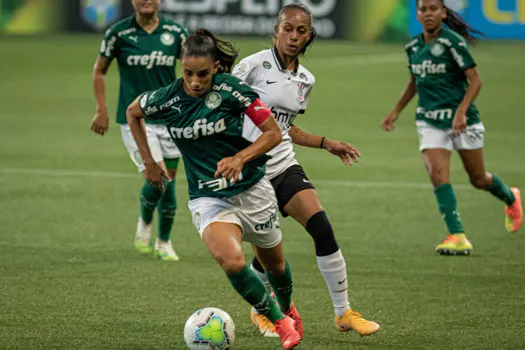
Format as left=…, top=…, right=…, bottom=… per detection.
left=0, top=167, right=475, bottom=191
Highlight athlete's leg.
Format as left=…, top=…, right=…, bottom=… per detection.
left=423, top=149, right=472, bottom=255
left=156, top=160, right=178, bottom=240
left=253, top=243, right=302, bottom=337
left=120, top=124, right=164, bottom=254
left=253, top=243, right=291, bottom=311
left=151, top=160, right=180, bottom=261
left=202, top=222, right=300, bottom=348
left=458, top=148, right=522, bottom=232
left=283, top=189, right=379, bottom=335
left=156, top=125, right=182, bottom=243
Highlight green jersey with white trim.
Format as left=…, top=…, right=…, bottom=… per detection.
left=405, top=28, right=480, bottom=129
left=99, top=15, right=187, bottom=125
left=138, top=73, right=269, bottom=199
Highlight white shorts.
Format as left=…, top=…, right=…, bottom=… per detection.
left=188, top=178, right=282, bottom=249
left=416, top=121, right=485, bottom=151
left=120, top=124, right=181, bottom=172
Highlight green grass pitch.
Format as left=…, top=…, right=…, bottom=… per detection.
left=0, top=35, right=524, bottom=349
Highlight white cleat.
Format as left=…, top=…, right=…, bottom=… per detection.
left=154, top=238, right=180, bottom=261
left=134, top=216, right=153, bottom=254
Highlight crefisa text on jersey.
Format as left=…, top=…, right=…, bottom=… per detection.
left=213, top=83, right=252, bottom=108
left=169, top=118, right=227, bottom=140
left=126, top=51, right=175, bottom=70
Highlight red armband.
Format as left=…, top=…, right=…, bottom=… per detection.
left=244, top=98, right=271, bottom=126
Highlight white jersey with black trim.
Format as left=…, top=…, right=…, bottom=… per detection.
left=232, top=48, right=315, bottom=180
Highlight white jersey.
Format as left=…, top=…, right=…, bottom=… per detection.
left=232, top=48, right=315, bottom=180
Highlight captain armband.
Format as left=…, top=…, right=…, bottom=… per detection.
left=244, top=98, right=272, bottom=126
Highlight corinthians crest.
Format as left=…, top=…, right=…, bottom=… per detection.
left=81, top=0, right=121, bottom=30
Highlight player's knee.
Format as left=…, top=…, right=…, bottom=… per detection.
left=306, top=211, right=340, bottom=256
left=429, top=170, right=448, bottom=187
left=469, top=174, right=491, bottom=189
left=215, top=252, right=246, bottom=274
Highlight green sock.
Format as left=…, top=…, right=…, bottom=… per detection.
left=140, top=180, right=162, bottom=224
left=434, top=183, right=465, bottom=234
left=266, top=260, right=293, bottom=313
left=157, top=179, right=176, bottom=242
left=227, top=265, right=284, bottom=323
left=487, top=174, right=515, bottom=206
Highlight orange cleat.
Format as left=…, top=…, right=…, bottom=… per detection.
left=435, top=234, right=473, bottom=256
left=335, top=309, right=380, bottom=336
left=505, top=187, right=523, bottom=232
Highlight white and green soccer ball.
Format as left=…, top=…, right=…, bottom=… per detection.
left=184, top=307, right=236, bottom=350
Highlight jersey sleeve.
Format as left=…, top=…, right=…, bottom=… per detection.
left=449, top=38, right=476, bottom=70
left=404, top=37, right=419, bottom=72
left=99, top=26, right=119, bottom=60
left=138, top=85, right=173, bottom=121
left=231, top=58, right=256, bottom=85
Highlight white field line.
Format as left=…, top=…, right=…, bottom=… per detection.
left=0, top=167, right=475, bottom=191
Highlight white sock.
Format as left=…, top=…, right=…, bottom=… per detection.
left=136, top=216, right=152, bottom=239
left=316, top=249, right=350, bottom=317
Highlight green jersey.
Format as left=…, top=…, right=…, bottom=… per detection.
left=99, top=15, right=188, bottom=125
left=405, top=28, right=480, bottom=129
left=138, top=73, right=269, bottom=200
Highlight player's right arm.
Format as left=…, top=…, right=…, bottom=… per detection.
left=91, top=55, right=112, bottom=135
left=381, top=74, right=417, bottom=132
left=126, top=94, right=170, bottom=191
left=92, top=27, right=119, bottom=135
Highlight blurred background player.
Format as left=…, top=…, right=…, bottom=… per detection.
left=381, top=0, right=523, bottom=255
left=233, top=3, right=380, bottom=337
left=126, top=29, right=303, bottom=349
left=91, top=0, right=188, bottom=261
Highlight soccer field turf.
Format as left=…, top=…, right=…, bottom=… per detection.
left=1, top=35, right=524, bottom=349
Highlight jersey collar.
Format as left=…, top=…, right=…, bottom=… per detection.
left=131, top=14, right=164, bottom=34
left=271, top=47, right=299, bottom=74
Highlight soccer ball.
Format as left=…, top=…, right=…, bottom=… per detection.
left=184, top=307, right=236, bottom=350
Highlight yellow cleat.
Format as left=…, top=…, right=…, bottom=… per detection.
left=435, top=233, right=473, bottom=256
left=335, top=309, right=380, bottom=336
left=250, top=308, right=279, bottom=337
left=505, top=187, right=523, bottom=232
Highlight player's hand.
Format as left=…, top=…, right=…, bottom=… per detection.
left=381, top=111, right=398, bottom=132
left=452, top=110, right=467, bottom=137
left=215, top=155, right=245, bottom=183
left=91, top=111, right=109, bottom=135
left=323, top=139, right=360, bottom=166
left=145, top=160, right=171, bottom=192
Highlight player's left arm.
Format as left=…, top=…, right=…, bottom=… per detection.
left=289, top=125, right=360, bottom=166
left=215, top=99, right=281, bottom=182
left=450, top=40, right=482, bottom=135
left=459, top=67, right=482, bottom=113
